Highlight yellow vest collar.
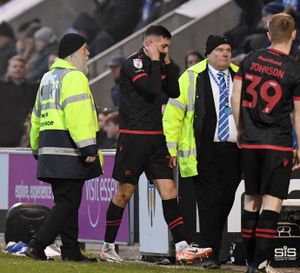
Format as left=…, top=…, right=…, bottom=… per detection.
left=50, top=58, right=77, bottom=70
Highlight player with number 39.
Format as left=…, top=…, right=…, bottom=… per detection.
left=231, top=13, right=300, bottom=273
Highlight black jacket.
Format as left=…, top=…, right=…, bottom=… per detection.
left=193, top=65, right=236, bottom=170
left=0, top=78, right=38, bottom=146
left=119, top=48, right=180, bottom=131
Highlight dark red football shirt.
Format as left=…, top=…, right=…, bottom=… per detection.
left=118, top=48, right=179, bottom=133
left=235, top=48, right=300, bottom=151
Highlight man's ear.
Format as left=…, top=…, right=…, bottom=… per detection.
left=267, top=32, right=271, bottom=42
left=146, top=37, right=153, bottom=46
left=292, top=29, right=297, bottom=41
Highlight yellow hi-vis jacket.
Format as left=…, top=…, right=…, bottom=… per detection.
left=163, top=59, right=238, bottom=177
left=30, top=58, right=102, bottom=180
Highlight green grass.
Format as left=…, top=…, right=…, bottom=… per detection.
left=0, top=251, right=239, bottom=273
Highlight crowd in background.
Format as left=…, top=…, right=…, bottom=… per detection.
left=0, top=0, right=187, bottom=148
left=228, top=0, right=300, bottom=64
left=1, top=0, right=300, bottom=149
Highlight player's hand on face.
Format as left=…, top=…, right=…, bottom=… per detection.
left=292, top=149, right=300, bottom=170
left=144, top=42, right=160, bottom=61
left=164, top=49, right=171, bottom=64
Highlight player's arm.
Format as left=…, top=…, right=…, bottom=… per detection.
left=131, top=43, right=163, bottom=95
left=231, top=61, right=244, bottom=145
left=231, top=78, right=242, bottom=127
left=126, top=58, right=161, bottom=96
left=292, top=100, right=300, bottom=170
left=161, top=62, right=180, bottom=98
left=134, top=61, right=161, bottom=95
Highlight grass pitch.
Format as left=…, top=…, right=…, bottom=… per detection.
left=0, top=251, right=238, bottom=273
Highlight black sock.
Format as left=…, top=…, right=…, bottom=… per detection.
left=104, top=201, right=124, bottom=243
left=253, top=210, right=280, bottom=268
left=241, top=210, right=259, bottom=266
left=162, top=198, right=185, bottom=244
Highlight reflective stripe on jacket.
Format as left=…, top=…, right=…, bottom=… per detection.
left=163, top=59, right=238, bottom=177
left=30, top=58, right=102, bottom=180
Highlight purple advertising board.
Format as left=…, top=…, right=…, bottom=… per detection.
left=8, top=153, right=129, bottom=243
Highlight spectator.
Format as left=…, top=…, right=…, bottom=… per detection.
left=26, top=27, right=58, bottom=83
left=19, top=112, right=31, bottom=147
left=283, top=3, right=300, bottom=43
left=184, top=50, right=204, bottom=68
left=16, top=21, right=33, bottom=56
left=136, top=0, right=188, bottom=29
left=0, top=55, right=38, bottom=147
left=106, top=56, right=125, bottom=108
left=283, top=0, right=299, bottom=11
left=97, top=107, right=114, bottom=148
left=48, top=52, right=58, bottom=69
left=0, top=21, right=16, bottom=78
left=104, top=111, right=119, bottom=148
left=69, top=12, right=98, bottom=44
left=16, top=18, right=40, bottom=58
left=160, top=0, right=189, bottom=13
left=136, top=0, right=164, bottom=28
left=90, top=0, right=143, bottom=56
left=224, top=0, right=263, bottom=52
left=261, top=2, right=285, bottom=28
left=98, top=107, right=112, bottom=128
left=242, top=1, right=284, bottom=53
left=21, top=23, right=41, bottom=75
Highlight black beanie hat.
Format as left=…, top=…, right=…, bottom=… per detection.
left=58, top=33, right=86, bottom=59
left=205, top=35, right=232, bottom=56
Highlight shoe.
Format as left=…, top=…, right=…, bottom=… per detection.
left=258, top=260, right=280, bottom=273
left=176, top=243, right=213, bottom=264
left=99, top=243, right=124, bottom=263
left=201, top=258, right=221, bottom=269
left=246, top=261, right=280, bottom=273
left=25, top=246, right=47, bottom=261
left=61, top=245, right=98, bottom=263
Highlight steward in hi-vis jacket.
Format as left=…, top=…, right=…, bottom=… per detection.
left=26, top=34, right=101, bottom=262
left=163, top=35, right=241, bottom=268
left=30, top=56, right=102, bottom=180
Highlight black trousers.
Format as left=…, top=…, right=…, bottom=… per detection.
left=33, top=179, right=84, bottom=258
left=181, top=142, right=241, bottom=261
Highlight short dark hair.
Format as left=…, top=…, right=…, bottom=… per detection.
left=144, top=25, right=171, bottom=39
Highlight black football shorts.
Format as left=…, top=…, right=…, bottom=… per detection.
left=112, top=133, right=174, bottom=184
left=241, top=148, right=293, bottom=199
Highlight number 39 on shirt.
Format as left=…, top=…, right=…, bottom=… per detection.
left=242, top=73, right=283, bottom=114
